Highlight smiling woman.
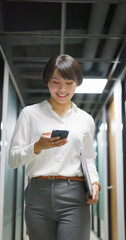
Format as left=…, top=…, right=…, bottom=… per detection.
left=8, top=54, right=100, bottom=240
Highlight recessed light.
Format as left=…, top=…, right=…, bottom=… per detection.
left=75, top=78, right=108, bottom=94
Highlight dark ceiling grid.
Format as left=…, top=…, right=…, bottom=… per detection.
left=98, top=4, right=126, bottom=76
left=91, top=3, right=126, bottom=117
left=0, top=0, right=126, bottom=119
left=80, top=3, right=110, bottom=113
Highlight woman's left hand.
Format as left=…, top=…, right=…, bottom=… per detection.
left=86, top=184, right=99, bottom=205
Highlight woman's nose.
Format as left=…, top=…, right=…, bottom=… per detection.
left=59, top=82, right=65, bottom=90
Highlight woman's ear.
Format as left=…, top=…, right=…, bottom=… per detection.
left=47, top=82, right=50, bottom=89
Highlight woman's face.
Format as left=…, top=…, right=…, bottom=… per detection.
left=48, top=69, right=77, bottom=104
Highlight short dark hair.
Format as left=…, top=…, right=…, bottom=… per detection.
left=42, top=54, right=83, bottom=86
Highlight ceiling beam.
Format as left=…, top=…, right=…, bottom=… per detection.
left=23, top=88, right=49, bottom=93
left=12, top=56, right=119, bottom=64
left=15, top=74, right=41, bottom=80
left=5, top=0, right=126, bottom=3
left=0, top=32, right=126, bottom=40
left=60, top=0, right=66, bottom=54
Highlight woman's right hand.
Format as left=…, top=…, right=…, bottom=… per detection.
left=34, top=132, right=68, bottom=154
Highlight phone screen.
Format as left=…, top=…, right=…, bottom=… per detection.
left=51, top=130, right=69, bottom=139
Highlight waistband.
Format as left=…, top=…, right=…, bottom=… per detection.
left=34, top=176, right=85, bottom=182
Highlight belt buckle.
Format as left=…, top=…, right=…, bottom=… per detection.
left=48, top=176, right=55, bottom=180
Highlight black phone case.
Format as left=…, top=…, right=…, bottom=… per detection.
left=51, top=130, right=69, bottom=139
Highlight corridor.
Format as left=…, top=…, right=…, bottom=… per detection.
left=0, top=1, right=126, bottom=240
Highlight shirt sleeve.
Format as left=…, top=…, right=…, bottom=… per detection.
left=8, top=110, right=37, bottom=169
left=83, top=117, right=99, bottom=184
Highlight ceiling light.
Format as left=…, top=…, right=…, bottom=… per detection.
left=75, top=78, right=108, bottom=94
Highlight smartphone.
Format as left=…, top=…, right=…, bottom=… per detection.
left=51, top=130, right=69, bottom=139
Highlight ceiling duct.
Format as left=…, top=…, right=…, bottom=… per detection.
left=82, top=3, right=110, bottom=73
left=98, top=3, right=126, bottom=78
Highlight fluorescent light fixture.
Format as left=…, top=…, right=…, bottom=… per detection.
left=75, top=78, right=108, bottom=94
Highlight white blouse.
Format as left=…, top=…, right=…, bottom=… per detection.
left=8, top=100, right=99, bottom=183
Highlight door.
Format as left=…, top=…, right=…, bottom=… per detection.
left=108, top=98, right=118, bottom=240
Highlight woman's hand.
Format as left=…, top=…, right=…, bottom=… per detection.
left=34, top=132, right=68, bottom=154
left=86, top=184, right=99, bottom=205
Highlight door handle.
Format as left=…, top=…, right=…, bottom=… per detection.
left=107, top=185, right=113, bottom=189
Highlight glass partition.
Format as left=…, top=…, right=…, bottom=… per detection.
left=97, top=129, right=105, bottom=239
left=0, top=52, right=4, bottom=155
left=122, top=79, right=126, bottom=233
left=3, top=76, right=24, bottom=240
left=91, top=121, right=105, bottom=239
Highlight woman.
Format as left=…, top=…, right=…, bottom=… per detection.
left=9, top=54, right=101, bottom=240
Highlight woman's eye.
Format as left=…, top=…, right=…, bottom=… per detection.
left=52, top=81, right=59, bottom=84
left=66, top=82, right=73, bottom=85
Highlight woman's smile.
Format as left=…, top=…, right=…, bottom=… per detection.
left=56, top=93, right=69, bottom=98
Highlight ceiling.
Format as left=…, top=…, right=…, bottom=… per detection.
left=0, top=0, right=126, bottom=120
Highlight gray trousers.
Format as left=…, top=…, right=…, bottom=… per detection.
left=24, top=178, right=90, bottom=240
